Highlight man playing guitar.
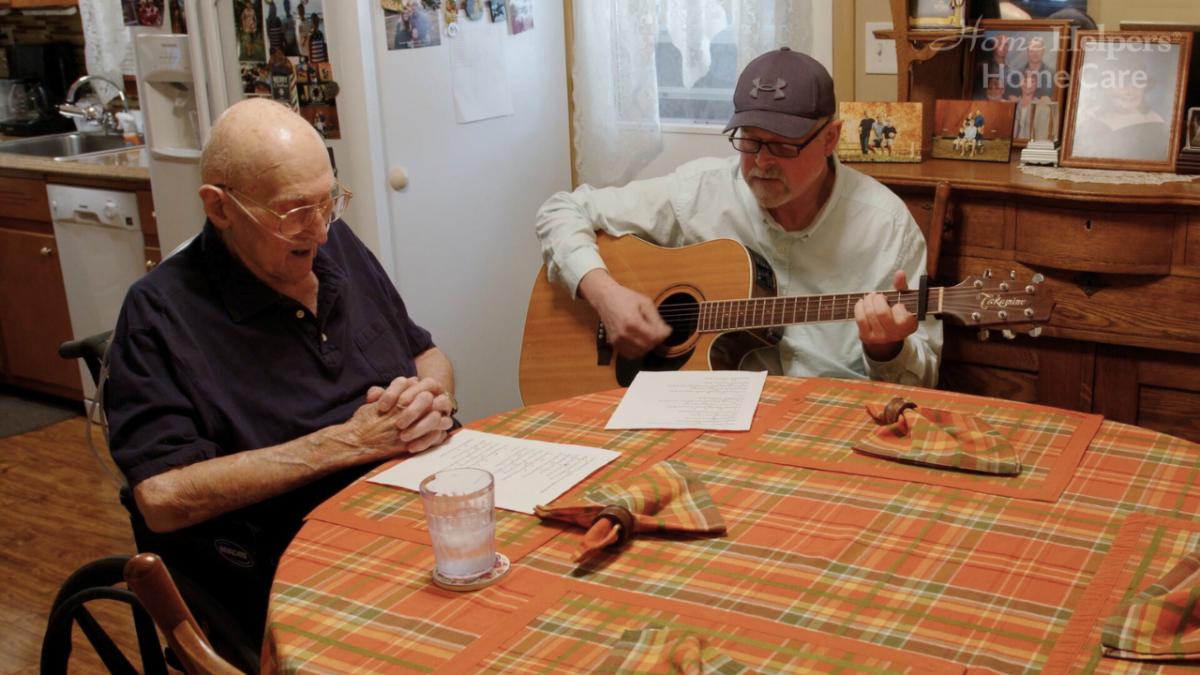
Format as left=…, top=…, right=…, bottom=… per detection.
left=535, top=49, right=941, bottom=388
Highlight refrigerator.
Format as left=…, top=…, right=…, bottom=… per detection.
left=137, top=1, right=572, bottom=421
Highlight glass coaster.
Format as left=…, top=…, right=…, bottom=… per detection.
left=431, top=552, right=511, bottom=592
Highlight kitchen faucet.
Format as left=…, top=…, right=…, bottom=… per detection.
left=58, top=76, right=132, bottom=135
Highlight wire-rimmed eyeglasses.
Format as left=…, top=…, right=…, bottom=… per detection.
left=217, top=181, right=353, bottom=236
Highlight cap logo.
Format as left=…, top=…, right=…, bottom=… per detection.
left=750, top=77, right=787, bottom=100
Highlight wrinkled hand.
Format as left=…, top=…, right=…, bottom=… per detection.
left=854, top=270, right=919, bottom=362
left=579, top=270, right=671, bottom=359
left=352, top=376, right=455, bottom=455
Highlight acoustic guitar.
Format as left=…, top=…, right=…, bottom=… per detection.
left=518, top=233, right=1055, bottom=406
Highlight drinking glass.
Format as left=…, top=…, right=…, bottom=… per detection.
left=419, top=468, right=496, bottom=579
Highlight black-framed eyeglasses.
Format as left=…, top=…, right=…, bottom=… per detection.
left=729, top=117, right=833, bottom=158
left=217, top=181, right=353, bottom=236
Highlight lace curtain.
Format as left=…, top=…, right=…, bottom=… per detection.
left=571, top=0, right=815, bottom=188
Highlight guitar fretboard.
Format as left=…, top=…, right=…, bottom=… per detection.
left=697, top=288, right=944, bottom=332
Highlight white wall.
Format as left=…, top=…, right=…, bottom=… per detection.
left=630, top=123, right=736, bottom=182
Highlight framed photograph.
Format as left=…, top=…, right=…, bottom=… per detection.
left=931, top=99, right=1017, bottom=162
left=1187, top=107, right=1200, bottom=150
left=909, top=0, right=966, bottom=30
left=969, top=20, right=1071, bottom=148
left=836, top=102, right=923, bottom=163
left=1031, top=101, right=1060, bottom=143
left=1061, top=31, right=1193, bottom=172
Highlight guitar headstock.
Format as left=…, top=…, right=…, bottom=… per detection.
left=940, top=272, right=1055, bottom=337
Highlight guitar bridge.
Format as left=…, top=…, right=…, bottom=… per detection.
left=596, top=321, right=612, bottom=366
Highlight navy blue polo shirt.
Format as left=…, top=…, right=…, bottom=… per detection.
left=106, top=219, right=434, bottom=518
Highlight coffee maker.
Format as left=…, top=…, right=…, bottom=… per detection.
left=0, top=43, right=78, bottom=136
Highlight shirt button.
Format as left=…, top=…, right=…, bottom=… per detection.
left=295, top=310, right=304, bottom=319
left=321, top=333, right=327, bottom=342
left=776, top=244, right=787, bottom=254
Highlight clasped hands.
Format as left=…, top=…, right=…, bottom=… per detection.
left=343, top=376, right=455, bottom=456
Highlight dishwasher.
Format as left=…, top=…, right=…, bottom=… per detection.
left=48, top=184, right=145, bottom=401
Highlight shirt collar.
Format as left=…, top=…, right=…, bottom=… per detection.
left=201, top=220, right=347, bottom=323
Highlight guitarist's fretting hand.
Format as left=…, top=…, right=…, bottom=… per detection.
left=854, top=269, right=920, bottom=363
left=578, top=269, right=672, bottom=359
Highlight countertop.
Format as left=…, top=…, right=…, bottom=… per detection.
left=0, top=132, right=151, bottom=182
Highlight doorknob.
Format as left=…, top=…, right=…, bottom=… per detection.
left=390, top=167, right=409, bottom=191
left=40, top=246, right=53, bottom=257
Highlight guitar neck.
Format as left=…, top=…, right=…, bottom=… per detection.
left=696, top=288, right=944, bottom=332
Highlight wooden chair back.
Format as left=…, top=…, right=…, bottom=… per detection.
left=123, top=553, right=244, bottom=675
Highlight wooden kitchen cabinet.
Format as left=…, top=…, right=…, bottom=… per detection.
left=0, top=227, right=82, bottom=397
left=863, top=157, right=1200, bottom=444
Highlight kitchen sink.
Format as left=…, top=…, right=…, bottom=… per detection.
left=0, top=132, right=132, bottom=159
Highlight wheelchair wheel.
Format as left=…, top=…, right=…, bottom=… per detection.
left=40, top=556, right=260, bottom=675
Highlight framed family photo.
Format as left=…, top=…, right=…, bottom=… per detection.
left=908, top=0, right=966, bottom=30
left=931, top=99, right=1017, bottom=162
left=1188, top=107, right=1200, bottom=150
left=1061, top=31, right=1193, bottom=172
left=836, top=102, right=924, bottom=163
left=968, top=20, right=1072, bottom=148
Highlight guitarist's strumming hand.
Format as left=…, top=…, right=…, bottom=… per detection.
left=578, top=269, right=672, bottom=359
left=854, top=270, right=919, bottom=363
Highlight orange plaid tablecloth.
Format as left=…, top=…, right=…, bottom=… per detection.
left=265, top=377, right=1200, bottom=675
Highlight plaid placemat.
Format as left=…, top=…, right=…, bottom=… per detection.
left=433, top=576, right=965, bottom=675
left=1044, top=513, right=1200, bottom=675
left=306, top=405, right=701, bottom=562
left=720, top=379, right=1102, bottom=502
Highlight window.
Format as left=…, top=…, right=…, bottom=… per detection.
left=655, top=20, right=738, bottom=124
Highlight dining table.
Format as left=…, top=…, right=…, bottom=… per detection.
left=262, top=376, right=1200, bottom=675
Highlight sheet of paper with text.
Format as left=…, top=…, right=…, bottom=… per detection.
left=368, top=430, right=620, bottom=514
left=605, top=371, right=768, bottom=431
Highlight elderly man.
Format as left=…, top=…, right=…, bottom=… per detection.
left=536, top=48, right=941, bottom=387
left=106, top=99, right=455, bottom=639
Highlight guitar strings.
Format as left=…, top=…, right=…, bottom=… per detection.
left=650, top=288, right=1042, bottom=324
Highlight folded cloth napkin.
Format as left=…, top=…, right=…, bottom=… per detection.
left=534, top=460, right=725, bottom=561
left=1101, top=552, right=1200, bottom=660
left=853, top=397, right=1021, bottom=475
left=590, top=629, right=759, bottom=675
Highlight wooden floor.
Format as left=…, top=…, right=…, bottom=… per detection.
left=0, top=416, right=140, bottom=675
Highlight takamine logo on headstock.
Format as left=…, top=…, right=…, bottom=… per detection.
left=978, top=292, right=1028, bottom=309
left=942, top=271, right=1055, bottom=339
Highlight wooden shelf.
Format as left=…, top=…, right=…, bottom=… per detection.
left=873, top=27, right=982, bottom=42
left=857, top=156, right=1200, bottom=208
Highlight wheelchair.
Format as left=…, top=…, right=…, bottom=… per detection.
left=41, top=331, right=260, bottom=675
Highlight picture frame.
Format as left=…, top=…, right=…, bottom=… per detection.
left=836, top=102, right=924, bottom=163
left=968, top=20, right=1072, bottom=148
left=930, top=99, right=1017, bottom=163
left=908, top=0, right=967, bottom=30
left=1031, top=101, right=1060, bottom=143
left=1061, top=31, right=1193, bottom=172
left=1188, top=107, right=1200, bottom=150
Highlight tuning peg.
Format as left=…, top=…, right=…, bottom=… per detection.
left=1002, top=329, right=1016, bottom=340
left=983, top=269, right=992, bottom=279
left=1032, top=273, right=1044, bottom=283
left=1009, top=270, right=1016, bottom=280
left=1029, top=327, right=1043, bottom=338
left=977, top=329, right=990, bottom=341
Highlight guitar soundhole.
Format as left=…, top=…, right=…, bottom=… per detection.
left=658, top=292, right=699, bottom=347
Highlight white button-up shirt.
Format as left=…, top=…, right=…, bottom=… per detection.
left=535, top=155, right=942, bottom=388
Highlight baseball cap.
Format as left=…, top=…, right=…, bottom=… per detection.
left=724, top=47, right=836, bottom=140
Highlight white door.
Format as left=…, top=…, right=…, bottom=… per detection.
left=355, top=4, right=572, bottom=422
